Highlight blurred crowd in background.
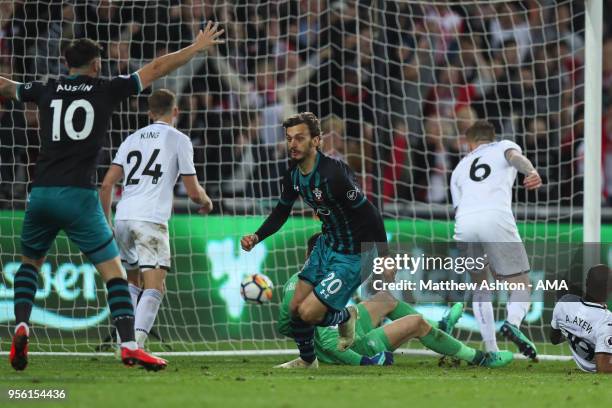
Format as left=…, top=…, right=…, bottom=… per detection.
left=1, top=0, right=611, bottom=211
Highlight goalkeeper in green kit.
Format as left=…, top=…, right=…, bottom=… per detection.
left=277, top=234, right=515, bottom=367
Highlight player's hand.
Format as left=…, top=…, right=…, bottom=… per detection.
left=360, top=351, right=394, bottom=366
left=198, top=197, right=213, bottom=214
left=523, top=170, right=542, bottom=190
left=192, top=21, right=225, bottom=52
left=240, top=234, right=259, bottom=252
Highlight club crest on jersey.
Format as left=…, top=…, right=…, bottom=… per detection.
left=346, top=188, right=359, bottom=201
left=313, top=188, right=323, bottom=201
left=606, top=335, right=612, bottom=348
left=293, top=185, right=299, bottom=192
left=24, top=82, right=32, bottom=89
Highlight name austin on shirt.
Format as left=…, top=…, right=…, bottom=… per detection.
left=566, top=315, right=593, bottom=334
left=56, top=84, right=94, bottom=92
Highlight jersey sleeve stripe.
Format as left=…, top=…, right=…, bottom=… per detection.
left=15, top=83, right=23, bottom=102
left=111, top=162, right=123, bottom=168
left=131, top=72, right=143, bottom=93
left=180, top=173, right=196, bottom=176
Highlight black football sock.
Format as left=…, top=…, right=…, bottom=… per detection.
left=290, top=315, right=316, bottom=363
left=106, top=278, right=136, bottom=343
left=13, top=264, right=39, bottom=326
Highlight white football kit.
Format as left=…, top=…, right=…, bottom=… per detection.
left=450, top=140, right=529, bottom=276
left=551, top=294, right=612, bottom=372
left=112, top=121, right=196, bottom=270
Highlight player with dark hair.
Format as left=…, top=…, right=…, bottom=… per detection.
left=550, top=264, right=612, bottom=373
left=277, top=233, right=514, bottom=368
left=1, top=22, right=224, bottom=371
left=241, top=112, right=390, bottom=368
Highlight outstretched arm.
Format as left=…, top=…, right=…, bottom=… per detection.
left=0, top=76, right=20, bottom=100
left=505, top=148, right=542, bottom=190
left=137, top=21, right=224, bottom=90
left=241, top=203, right=292, bottom=251
left=100, top=164, right=124, bottom=226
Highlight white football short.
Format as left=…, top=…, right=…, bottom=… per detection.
left=114, top=220, right=171, bottom=271
left=454, top=211, right=530, bottom=277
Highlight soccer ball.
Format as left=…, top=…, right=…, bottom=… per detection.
left=240, top=273, right=274, bottom=304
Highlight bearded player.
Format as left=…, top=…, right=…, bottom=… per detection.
left=277, top=233, right=514, bottom=368
left=550, top=264, right=612, bottom=373
left=2, top=22, right=224, bottom=371
left=450, top=120, right=542, bottom=360
left=241, top=112, right=388, bottom=368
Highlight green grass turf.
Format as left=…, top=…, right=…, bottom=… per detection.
left=1, top=355, right=611, bottom=408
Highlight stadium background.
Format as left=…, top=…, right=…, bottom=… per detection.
left=0, top=0, right=610, bottom=354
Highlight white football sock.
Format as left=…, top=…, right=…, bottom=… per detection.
left=128, top=283, right=142, bottom=309
left=121, top=341, right=138, bottom=350
left=473, top=289, right=498, bottom=352
left=135, top=289, right=163, bottom=348
left=506, top=289, right=530, bottom=327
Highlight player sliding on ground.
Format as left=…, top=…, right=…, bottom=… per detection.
left=550, top=264, right=612, bottom=373
left=276, top=233, right=514, bottom=368
left=2, top=21, right=224, bottom=371
left=100, top=89, right=213, bottom=351
left=241, top=112, right=389, bottom=368
left=450, top=120, right=542, bottom=360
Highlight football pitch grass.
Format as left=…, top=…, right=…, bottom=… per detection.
left=1, top=354, right=611, bottom=408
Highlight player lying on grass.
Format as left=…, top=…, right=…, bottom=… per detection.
left=241, top=113, right=390, bottom=368
left=100, top=89, right=213, bottom=351
left=1, top=21, right=223, bottom=371
left=450, top=120, right=542, bottom=360
left=550, top=264, right=612, bottom=373
left=276, top=233, right=514, bottom=368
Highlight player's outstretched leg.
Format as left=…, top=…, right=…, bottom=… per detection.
left=386, top=315, right=514, bottom=369
left=10, top=262, right=41, bottom=371
left=501, top=277, right=537, bottom=361
left=437, top=302, right=463, bottom=334
left=105, top=278, right=168, bottom=371
left=472, top=288, right=499, bottom=352
left=275, top=315, right=318, bottom=369
left=500, top=321, right=537, bottom=361
left=337, top=305, right=359, bottom=351
left=419, top=325, right=513, bottom=368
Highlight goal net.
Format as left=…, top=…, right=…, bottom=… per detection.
left=0, top=0, right=602, bottom=356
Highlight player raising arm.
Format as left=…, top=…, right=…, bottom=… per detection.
left=277, top=234, right=514, bottom=368
left=450, top=120, right=541, bottom=360
left=3, top=22, right=223, bottom=371
left=100, top=89, right=212, bottom=351
left=550, top=265, right=612, bottom=373
left=241, top=113, right=388, bottom=368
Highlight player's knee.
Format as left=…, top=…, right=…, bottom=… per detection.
left=289, top=298, right=301, bottom=317
left=297, top=303, right=322, bottom=325
left=416, top=316, right=432, bottom=337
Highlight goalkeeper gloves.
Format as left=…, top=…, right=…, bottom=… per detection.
left=360, top=351, right=394, bottom=366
